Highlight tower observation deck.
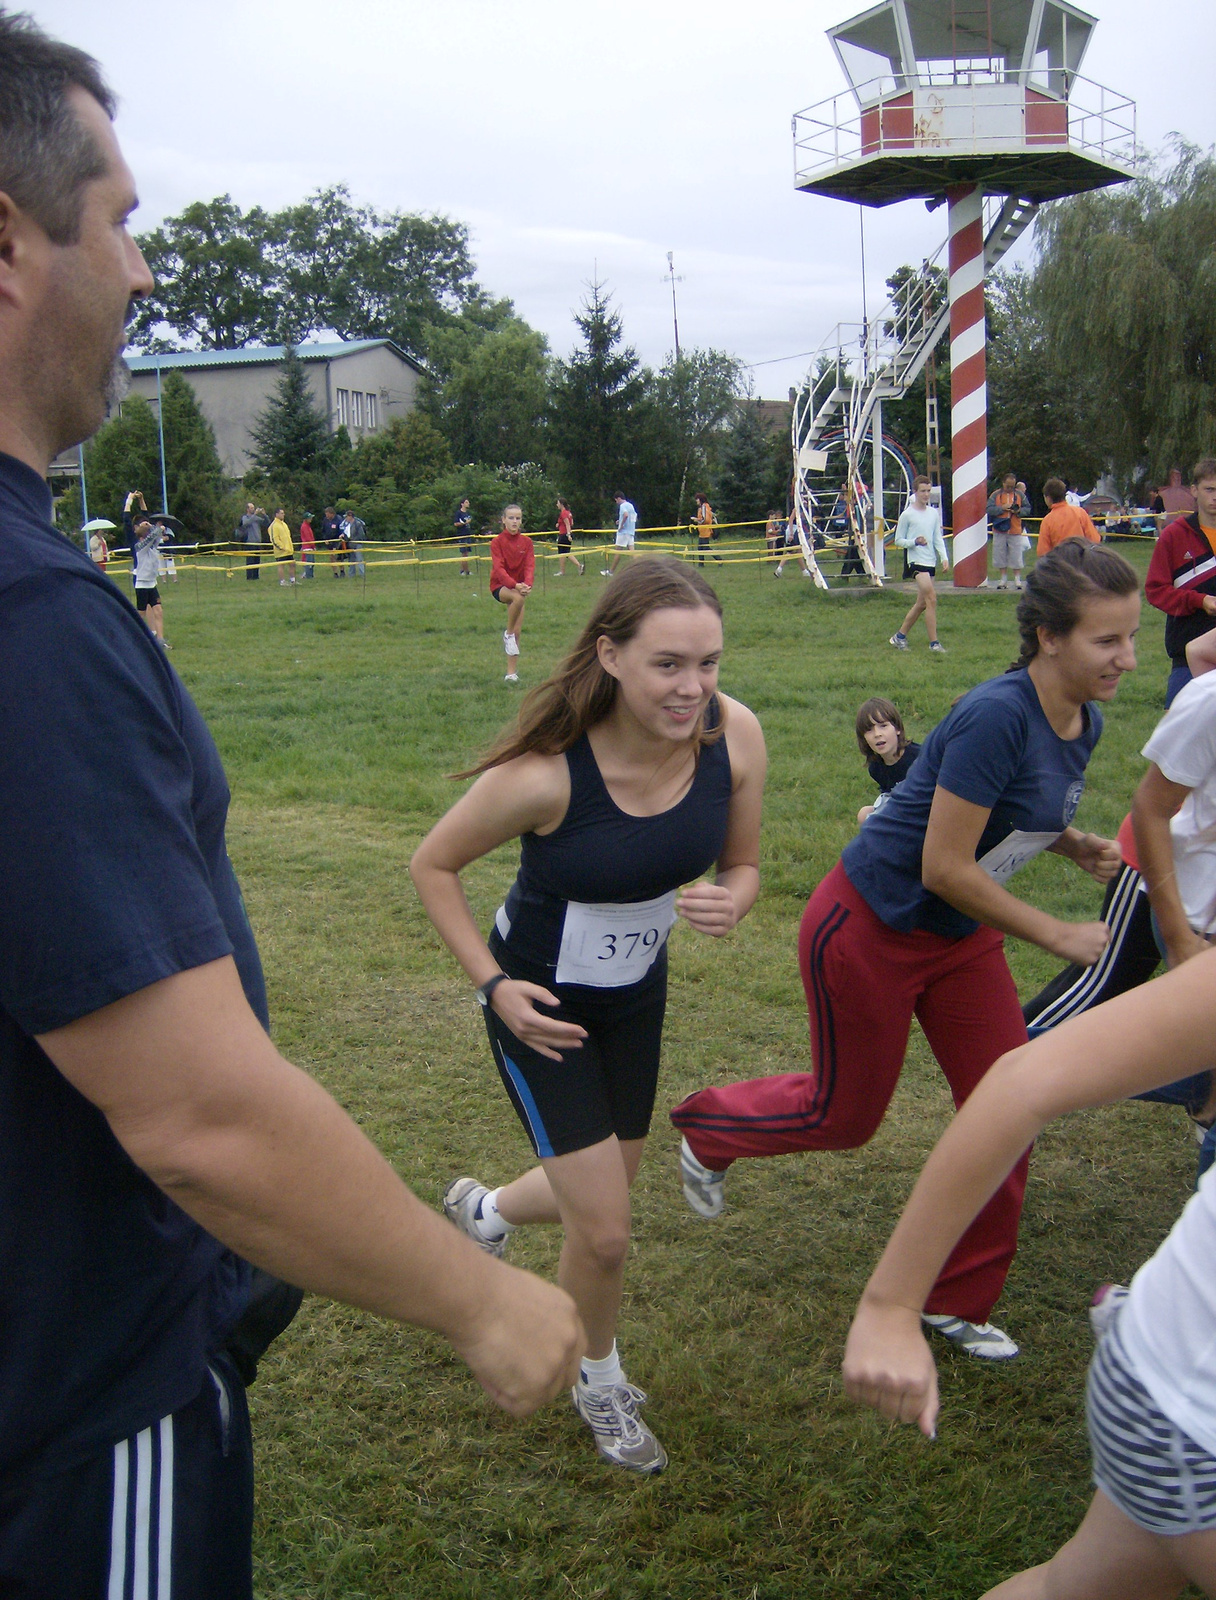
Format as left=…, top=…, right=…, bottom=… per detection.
left=789, top=1, right=1135, bottom=585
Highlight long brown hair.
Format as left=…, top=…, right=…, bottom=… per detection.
left=1008, top=540, right=1138, bottom=672
left=457, top=557, right=724, bottom=777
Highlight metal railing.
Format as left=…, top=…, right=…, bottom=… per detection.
left=793, top=69, right=1135, bottom=186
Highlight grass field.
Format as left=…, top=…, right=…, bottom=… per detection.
left=161, top=539, right=1200, bottom=1599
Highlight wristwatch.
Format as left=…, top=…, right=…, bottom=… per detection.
left=475, top=973, right=509, bottom=1007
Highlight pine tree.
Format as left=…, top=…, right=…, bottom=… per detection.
left=714, top=403, right=773, bottom=528
left=159, top=371, right=226, bottom=537
left=548, top=281, right=646, bottom=527
left=249, top=347, right=330, bottom=478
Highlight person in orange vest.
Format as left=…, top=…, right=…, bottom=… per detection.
left=1037, top=477, right=1101, bottom=557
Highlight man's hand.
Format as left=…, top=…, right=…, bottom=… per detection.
left=1202, top=595, right=1216, bottom=616
left=676, top=880, right=739, bottom=936
left=842, top=1300, right=939, bottom=1439
left=490, top=979, right=587, bottom=1061
left=449, top=1263, right=585, bottom=1417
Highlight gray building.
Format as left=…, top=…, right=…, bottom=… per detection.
left=123, top=339, right=424, bottom=477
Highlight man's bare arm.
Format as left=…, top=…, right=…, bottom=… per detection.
left=37, top=957, right=584, bottom=1416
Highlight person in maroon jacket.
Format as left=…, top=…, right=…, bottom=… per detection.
left=490, top=503, right=535, bottom=682
left=1145, top=457, right=1216, bottom=706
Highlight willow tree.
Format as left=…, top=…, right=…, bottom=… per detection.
left=1034, top=140, right=1216, bottom=488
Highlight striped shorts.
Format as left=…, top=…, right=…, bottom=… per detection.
left=1088, top=1320, right=1216, bottom=1535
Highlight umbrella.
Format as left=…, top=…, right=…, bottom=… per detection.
left=148, top=513, right=186, bottom=534
left=81, top=517, right=117, bottom=532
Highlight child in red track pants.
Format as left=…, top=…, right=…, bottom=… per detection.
left=671, top=862, right=1031, bottom=1324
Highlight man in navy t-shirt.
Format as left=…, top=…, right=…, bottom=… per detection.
left=0, top=18, right=582, bottom=1597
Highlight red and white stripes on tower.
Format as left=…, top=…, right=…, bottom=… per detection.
left=947, top=185, right=989, bottom=588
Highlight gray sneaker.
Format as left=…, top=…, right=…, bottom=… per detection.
left=889, top=631, right=909, bottom=650
left=572, top=1381, right=667, bottom=1473
left=680, top=1136, right=726, bottom=1219
left=442, top=1176, right=507, bottom=1258
left=922, top=1313, right=1019, bottom=1360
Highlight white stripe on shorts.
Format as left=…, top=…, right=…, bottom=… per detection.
left=108, top=1413, right=175, bottom=1599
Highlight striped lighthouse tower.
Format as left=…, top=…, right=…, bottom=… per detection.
left=947, top=186, right=989, bottom=588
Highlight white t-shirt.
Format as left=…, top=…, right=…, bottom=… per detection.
left=1142, top=670, right=1216, bottom=936
left=1120, top=1163, right=1216, bottom=1457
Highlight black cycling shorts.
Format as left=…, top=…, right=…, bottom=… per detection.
left=482, top=936, right=667, bottom=1157
left=136, top=586, right=161, bottom=610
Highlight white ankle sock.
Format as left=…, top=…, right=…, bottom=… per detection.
left=474, top=1187, right=516, bottom=1243
left=579, top=1343, right=625, bottom=1390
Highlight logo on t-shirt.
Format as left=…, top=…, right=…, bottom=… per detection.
left=1063, top=780, right=1084, bottom=827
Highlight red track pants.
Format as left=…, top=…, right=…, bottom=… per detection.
left=670, top=861, right=1031, bottom=1322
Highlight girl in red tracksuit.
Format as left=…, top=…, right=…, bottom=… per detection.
left=671, top=541, right=1141, bottom=1362
left=489, top=503, right=535, bottom=683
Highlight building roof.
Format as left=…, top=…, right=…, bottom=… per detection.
left=126, top=339, right=424, bottom=374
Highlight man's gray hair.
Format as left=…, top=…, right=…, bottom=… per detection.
left=0, top=9, right=116, bottom=245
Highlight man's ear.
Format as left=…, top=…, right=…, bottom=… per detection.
left=0, top=191, right=46, bottom=312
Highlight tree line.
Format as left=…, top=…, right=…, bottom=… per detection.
left=62, top=141, right=1213, bottom=543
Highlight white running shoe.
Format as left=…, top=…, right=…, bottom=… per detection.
left=504, top=632, right=520, bottom=656
left=600, top=568, right=612, bottom=576
left=922, top=1314, right=1019, bottom=1360
left=504, top=672, right=519, bottom=682
left=1089, top=1283, right=1129, bottom=1340
left=679, top=1137, right=726, bottom=1219
left=442, top=1177, right=508, bottom=1258
left=572, top=1381, right=667, bottom=1473
left=889, top=632, right=909, bottom=651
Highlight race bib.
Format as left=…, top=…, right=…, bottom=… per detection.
left=976, top=829, right=1061, bottom=885
left=555, top=892, right=678, bottom=987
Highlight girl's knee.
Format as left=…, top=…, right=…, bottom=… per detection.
left=571, top=1222, right=631, bottom=1274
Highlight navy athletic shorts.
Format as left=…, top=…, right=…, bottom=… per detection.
left=483, top=934, right=667, bottom=1157
left=0, top=1352, right=253, bottom=1600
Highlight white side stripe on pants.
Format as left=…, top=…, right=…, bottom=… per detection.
left=108, top=1413, right=174, bottom=1600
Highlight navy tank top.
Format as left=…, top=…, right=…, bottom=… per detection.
left=492, top=701, right=733, bottom=987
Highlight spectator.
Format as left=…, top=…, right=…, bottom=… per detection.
left=238, top=501, right=262, bottom=580
left=1036, top=477, right=1100, bottom=557
left=343, top=508, right=367, bottom=577
left=455, top=497, right=473, bottom=578
left=1145, top=457, right=1216, bottom=707
left=986, top=471, right=1031, bottom=590
left=269, top=508, right=295, bottom=586
left=88, top=529, right=108, bottom=570
left=320, top=505, right=344, bottom=576
left=299, top=511, right=315, bottom=578
left=0, top=18, right=584, bottom=1592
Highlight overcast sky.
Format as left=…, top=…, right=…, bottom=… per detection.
left=32, top=0, right=1216, bottom=399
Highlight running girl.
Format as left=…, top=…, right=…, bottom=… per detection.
left=555, top=497, right=583, bottom=577
left=672, top=541, right=1139, bottom=1360
left=489, top=504, right=534, bottom=683
left=410, top=558, right=766, bottom=1473
left=890, top=475, right=950, bottom=653
left=843, top=948, right=1216, bottom=1600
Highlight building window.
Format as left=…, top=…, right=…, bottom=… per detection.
left=336, top=388, right=349, bottom=427
left=351, top=391, right=364, bottom=430
left=366, top=393, right=378, bottom=429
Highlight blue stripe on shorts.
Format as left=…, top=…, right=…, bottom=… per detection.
left=1088, top=1319, right=1216, bottom=1535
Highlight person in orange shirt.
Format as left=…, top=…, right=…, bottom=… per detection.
left=986, top=472, right=1031, bottom=589
left=1036, top=477, right=1101, bottom=556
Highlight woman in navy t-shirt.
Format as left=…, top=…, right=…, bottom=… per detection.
left=411, top=558, right=766, bottom=1474
left=673, top=542, right=1141, bottom=1360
